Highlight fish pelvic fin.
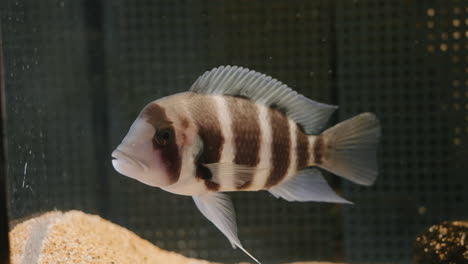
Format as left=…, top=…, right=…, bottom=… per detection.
left=192, top=193, right=261, bottom=264
left=313, top=113, right=381, bottom=186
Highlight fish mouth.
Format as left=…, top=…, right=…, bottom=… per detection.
left=111, top=149, right=149, bottom=172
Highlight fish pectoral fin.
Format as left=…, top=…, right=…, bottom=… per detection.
left=192, top=193, right=261, bottom=264
left=204, top=162, right=258, bottom=186
left=268, top=168, right=352, bottom=204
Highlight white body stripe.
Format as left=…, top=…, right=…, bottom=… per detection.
left=160, top=94, right=208, bottom=196
left=214, top=95, right=237, bottom=191
left=248, top=104, right=272, bottom=190
left=160, top=92, right=318, bottom=195
left=282, top=119, right=298, bottom=183
left=308, top=136, right=317, bottom=166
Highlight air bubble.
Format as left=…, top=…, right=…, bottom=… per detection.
left=427, top=45, right=435, bottom=53
left=418, top=207, right=427, bottom=215
left=440, top=43, right=448, bottom=52
left=427, top=8, right=435, bottom=17
left=441, top=32, right=449, bottom=40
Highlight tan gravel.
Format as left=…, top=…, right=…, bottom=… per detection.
left=9, top=210, right=343, bottom=264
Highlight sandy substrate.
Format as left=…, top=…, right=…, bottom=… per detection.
left=9, top=210, right=342, bottom=264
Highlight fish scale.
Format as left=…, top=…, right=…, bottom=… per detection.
left=266, top=106, right=291, bottom=188
left=112, top=65, right=381, bottom=264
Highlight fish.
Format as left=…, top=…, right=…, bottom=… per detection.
left=111, top=65, right=381, bottom=263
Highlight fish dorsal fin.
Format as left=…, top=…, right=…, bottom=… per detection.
left=190, top=65, right=338, bottom=134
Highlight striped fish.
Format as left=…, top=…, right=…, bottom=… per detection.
left=112, top=66, right=381, bottom=263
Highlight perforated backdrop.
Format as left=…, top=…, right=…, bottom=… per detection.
left=337, top=1, right=468, bottom=262
left=1, top=0, right=467, bottom=263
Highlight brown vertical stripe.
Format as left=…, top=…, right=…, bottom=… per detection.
left=313, top=136, right=325, bottom=165
left=296, top=128, right=309, bottom=170
left=189, top=95, right=224, bottom=189
left=140, top=104, right=181, bottom=184
left=225, top=96, right=261, bottom=189
left=264, top=108, right=291, bottom=188
left=196, top=165, right=220, bottom=191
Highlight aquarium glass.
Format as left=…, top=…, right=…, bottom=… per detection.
left=1, top=0, right=467, bottom=263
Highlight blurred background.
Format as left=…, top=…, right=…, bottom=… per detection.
left=1, top=0, right=467, bottom=263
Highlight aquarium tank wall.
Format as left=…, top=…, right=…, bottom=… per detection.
left=1, top=0, right=467, bottom=263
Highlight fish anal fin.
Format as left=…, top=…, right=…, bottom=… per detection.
left=268, top=168, right=352, bottom=204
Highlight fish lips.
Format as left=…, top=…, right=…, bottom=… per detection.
left=111, top=148, right=148, bottom=178
left=111, top=147, right=172, bottom=187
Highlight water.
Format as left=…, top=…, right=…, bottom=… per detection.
left=1, top=1, right=467, bottom=263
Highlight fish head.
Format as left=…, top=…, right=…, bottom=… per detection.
left=112, top=98, right=188, bottom=187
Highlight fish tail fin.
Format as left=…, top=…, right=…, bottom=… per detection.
left=314, top=113, right=381, bottom=186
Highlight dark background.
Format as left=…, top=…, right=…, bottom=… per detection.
left=1, top=0, right=467, bottom=263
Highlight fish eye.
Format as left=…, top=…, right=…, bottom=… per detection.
left=154, top=127, right=174, bottom=146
